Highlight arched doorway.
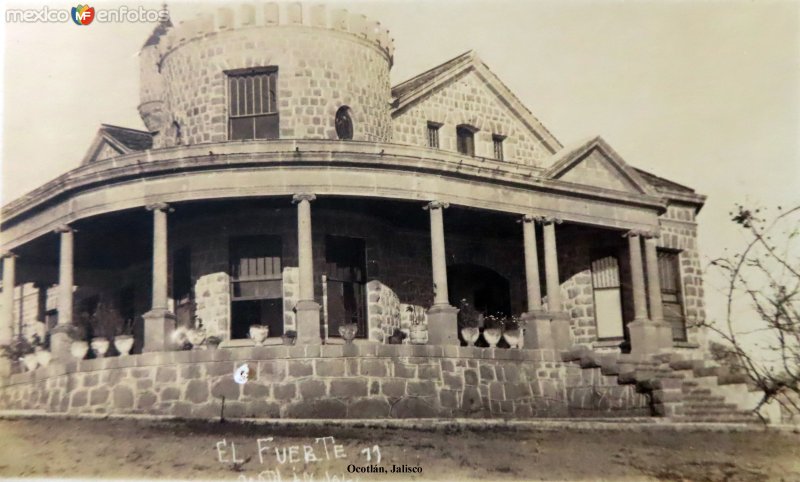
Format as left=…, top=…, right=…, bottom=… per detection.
left=447, top=263, right=511, bottom=317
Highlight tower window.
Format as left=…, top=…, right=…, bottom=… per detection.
left=427, top=122, right=442, bottom=148
left=335, top=106, right=354, bottom=140
left=492, top=134, right=505, bottom=161
left=227, top=67, right=279, bottom=141
left=456, top=125, right=476, bottom=156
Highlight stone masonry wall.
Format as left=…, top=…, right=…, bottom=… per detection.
left=0, top=345, right=581, bottom=419
left=155, top=4, right=392, bottom=148
left=392, top=69, right=553, bottom=167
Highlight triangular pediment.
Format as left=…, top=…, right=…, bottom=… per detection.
left=391, top=51, right=562, bottom=156
left=544, top=137, right=656, bottom=195
left=81, top=124, right=152, bottom=165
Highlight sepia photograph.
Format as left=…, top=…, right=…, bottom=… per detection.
left=0, top=0, right=798, bottom=480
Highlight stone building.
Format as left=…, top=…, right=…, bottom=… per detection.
left=0, top=4, right=760, bottom=421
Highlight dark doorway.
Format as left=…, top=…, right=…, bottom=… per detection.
left=325, top=235, right=367, bottom=338
left=447, top=263, right=511, bottom=317
left=229, top=235, right=283, bottom=339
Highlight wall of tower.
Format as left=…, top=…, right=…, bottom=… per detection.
left=149, top=4, right=393, bottom=148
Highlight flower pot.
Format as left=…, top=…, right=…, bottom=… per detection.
left=90, top=337, right=110, bottom=358
left=70, top=341, right=89, bottom=360
left=409, top=326, right=427, bottom=345
left=460, top=327, right=480, bottom=346
left=482, top=328, right=502, bottom=347
left=206, top=338, right=221, bottom=350
left=249, top=325, right=269, bottom=346
left=21, top=354, right=39, bottom=372
left=114, top=335, right=134, bottom=355
left=503, top=329, right=521, bottom=349
left=338, top=324, right=358, bottom=344
left=186, top=329, right=207, bottom=349
left=282, top=335, right=296, bottom=346
left=35, top=348, right=52, bottom=368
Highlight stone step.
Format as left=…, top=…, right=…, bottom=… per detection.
left=717, top=372, right=749, bottom=385
left=683, top=394, right=726, bottom=403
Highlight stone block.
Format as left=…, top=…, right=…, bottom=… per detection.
left=299, top=379, right=326, bottom=400
left=243, top=382, right=270, bottom=399
left=206, top=362, right=234, bottom=377
left=442, top=373, right=463, bottom=390
left=417, top=364, right=440, bottom=380
left=315, top=359, right=344, bottom=377
left=247, top=400, right=281, bottom=418
left=185, top=380, right=209, bottom=404
left=71, top=389, right=87, bottom=408
left=479, top=365, right=495, bottom=381
left=137, top=391, right=157, bottom=409
left=89, top=387, right=109, bottom=405
left=83, top=373, right=98, bottom=388
left=390, top=397, right=437, bottom=418
left=156, top=366, right=177, bottom=383
left=273, top=383, right=297, bottom=401
left=347, top=398, right=390, bottom=418
left=461, top=386, right=482, bottom=413
left=288, top=360, right=314, bottom=378
left=407, top=380, right=435, bottom=397
left=360, top=359, right=386, bottom=377
left=258, top=360, right=286, bottom=382
left=464, top=369, right=478, bottom=386
left=381, top=379, right=406, bottom=398
left=393, top=362, right=416, bottom=379
left=211, top=378, right=240, bottom=400
left=161, top=387, right=181, bottom=401
left=286, top=399, right=347, bottom=418
left=329, top=379, right=367, bottom=398
left=113, top=386, right=134, bottom=409
left=181, top=364, right=203, bottom=380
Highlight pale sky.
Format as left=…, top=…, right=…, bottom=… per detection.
left=2, top=0, right=799, bottom=349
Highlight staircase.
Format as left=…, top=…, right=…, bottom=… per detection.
left=562, top=347, right=762, bottom=423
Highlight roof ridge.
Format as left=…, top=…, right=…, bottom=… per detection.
left=392, top=50, right=474, bottom=94
left=100, top=124, right=151, bottom=135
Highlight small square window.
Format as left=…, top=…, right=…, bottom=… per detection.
left=492, top=134, right=506, bottom=161
left=427, top=122, right=442, bottom=148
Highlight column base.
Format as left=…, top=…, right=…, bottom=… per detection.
left=628, top=319, right=673, bottom=356
left=50, top=324, right=73, bottom=362
left=142, top=309, right=176, bottom=353
left=549, top=312, right=573, bottom=350
left=426, top=303, right=459, bottom=345
left=295, top=300, right=322, bottom=345
left=521, top=310, right=553, bottom=349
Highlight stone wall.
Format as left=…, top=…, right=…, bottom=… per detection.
left=152, top=4, right=392, bottom=148
left=0, top=345, right=585, bottom=419
left=392, top=69, right=553, bottom=166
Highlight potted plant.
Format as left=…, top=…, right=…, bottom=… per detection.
left=407, top=306, right=427, bottom=344
left=32, top=333, right=52, bottom=368
left=338, top=322, right=358, bottom=344
left=69, top=323, right=90, bottom=360
left=113, top=317, right=135, bottom=356
left=249, top=323, right=269, bottom=346
left=502, top=315, right=525, bottom=349
left=2, top=335, right=35, bottom=372
left=90, top=301, right=120, bottom=358
left=458, top=299, right=481, bottom=346
left=186, top=317, right=207, bottom=350
left=482, top=313, right=504, bottom=347
left=205, top=335, right=222, bottom=349
left=282, top=330, right=297, bottom=346
left=387, top=328, right=406, bottom=345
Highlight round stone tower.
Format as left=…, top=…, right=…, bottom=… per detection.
left=138, top=17, right=172, bottom=137
left=139, top=3, right=394, bottom=149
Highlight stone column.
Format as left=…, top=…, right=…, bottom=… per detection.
left=292, top=193, right=321, bottom=345
left=626, top=230, right=670, bottom=355
left=540, top=216, right=571, bottom=349
left=50, top=225, right=76, bottom=361
left=0, top=253, right=15, bottom=377
left=644, top=233, right=673, bottom=351
left=143, top=203, right=176, bottom=352
left=424, top=201, right=458, bottom=345
left=520, top=215, right=552, bottom=349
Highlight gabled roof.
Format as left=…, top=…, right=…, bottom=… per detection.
left=544, top=136, right=657, bottom=196
left=391, top=50, right=562, bottom=154
left=81, top=124, right=153, bottom=165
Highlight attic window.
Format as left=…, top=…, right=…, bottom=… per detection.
left=427, top=122, right=442, bottom=148
left=492, top=134, right=506, bottom=161
left=456, top=125, right=476, bottom=156
left=227, top=67, right=279, bottom=141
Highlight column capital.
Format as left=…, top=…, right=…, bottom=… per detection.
left=423, top=200, right=449, bottom=211
left=292, top=193, right=317, bottom=204
left=1, top=251, right=17, bottom=260
left=535, top=215, right=562, bottom=225
left=146, top=202, right=173, bottom=212
left=53, top=224, right=75, bottom=234
left=642, top=230, right=661, bottom=240
left=623, top=229, right=648, bottom=239
left=520, top=214, right=536, bottom=223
